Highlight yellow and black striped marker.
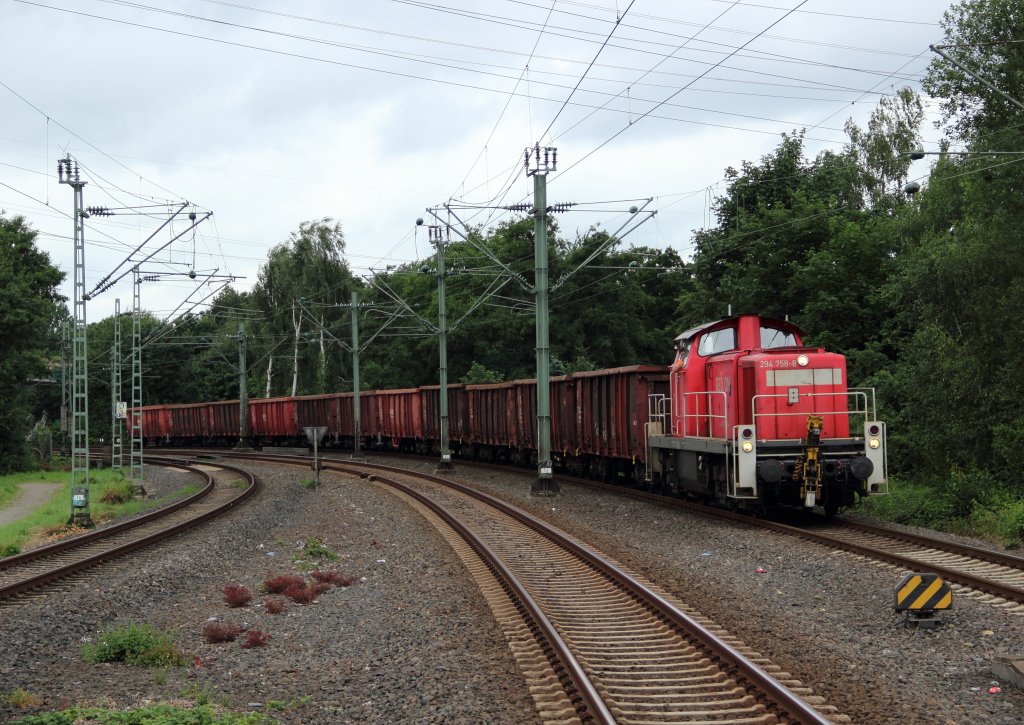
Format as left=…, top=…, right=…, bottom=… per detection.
left=894, top=573, right=952, bottom=613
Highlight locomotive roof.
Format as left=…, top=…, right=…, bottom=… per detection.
left=673, top=315, right=804, bottom=344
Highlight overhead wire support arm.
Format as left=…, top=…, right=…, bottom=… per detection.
left=432, top=206, right=533, bottom=292
left=86, top=201, right=189, bottom=299
left=551, top=198, right=656, bottom=292
left=364, top=271, right=437, bottom=334
left=89, top=210, right=212, bottom=299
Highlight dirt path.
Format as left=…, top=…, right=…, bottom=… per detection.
left=0, top=482, right=62, bottom=527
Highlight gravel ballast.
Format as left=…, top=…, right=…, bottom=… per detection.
left=0, top=462, right=538, bottom=724
left=2, top=455, right=1023, bottom=724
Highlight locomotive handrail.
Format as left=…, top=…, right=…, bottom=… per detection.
left=679, top=390, right=729, bottom=440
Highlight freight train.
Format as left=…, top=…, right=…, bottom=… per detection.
left=137, top=314, right=887, bottom=515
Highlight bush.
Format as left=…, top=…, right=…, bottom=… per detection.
left=222, top=584, right=253, bottom=608
left=202, top=621, right=242, bottom=644
left=311, top=570, right=357, bottom=587
left=82, top=623, right=185, bottom=667
left=239, top=630, right=271, bottom=649
left=100, top=481, right=134, bottom=505
left=282, top=583, right=316, bottom=605
left=263, top=574, right=305, bottom=594
left=263, top=596, right=286, bottom=615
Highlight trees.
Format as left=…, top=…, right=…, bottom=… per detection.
left=0, top=214, right=66, bottom=473
left=922, top=0, right=1024, bottom=143
left=250, top=218, right=360, bottom=397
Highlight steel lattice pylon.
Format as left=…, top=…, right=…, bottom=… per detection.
left=111, top=298, right=123, bottom=470
left=59, top=156, right=92, bottom=526
left=130, top=270, right=145, bottom=495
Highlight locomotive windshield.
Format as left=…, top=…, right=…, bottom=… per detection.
left=697, top=327, right=736, bottom=356
left=760, top=324, right=799, bottom=349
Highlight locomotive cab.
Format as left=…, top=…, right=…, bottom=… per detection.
left=648, top=315, right=887, bottom=515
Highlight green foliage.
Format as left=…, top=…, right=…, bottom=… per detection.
left=0, top=214, right=65, bottom=474
left=923, top=0, right=1024, bottom=142
left=8, top=703, right=275, bottom=724
left=81, top=623, right=185, bottom=667
left=298, top=537, right=337, bottom=561
left=459, top=362, right=503, bottom=384
left=99, top=481, right=134, bottom=505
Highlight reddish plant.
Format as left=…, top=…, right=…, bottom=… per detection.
left=311, top=570, right=358, bottom=587
left=283, top=582, right=317, bottom=605
left=263, top=574, right=306, bottom=594
left=263, top=596, right=286, bottom=615
left=222, top=583, right=253, bottom=608
left=239, top=629, right=271, bottom=649
left=202, top=621, right=242, bottom=644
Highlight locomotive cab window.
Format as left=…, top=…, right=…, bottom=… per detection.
left=760, top=325, right=798, bottom=349
left=697, top=327, right=736, bottom=356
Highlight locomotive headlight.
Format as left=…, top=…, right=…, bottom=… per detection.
left=797, top=354, right=809, bottom=367
left=741, top=440, right=754, bottom=453
left=869, top=437, right=880, bottom=449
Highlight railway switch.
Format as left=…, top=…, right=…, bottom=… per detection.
left=894, top=573, right=952, bottom=627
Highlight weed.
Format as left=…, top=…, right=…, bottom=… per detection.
left=239, top=629, right=271, bottom=649
left=300, top=478, right=317, bottom=489
left=151, top=670, right=168, bottom=686
left=202, top=621, right=242, bottom=644
left=282, top=582, right=317, bottom=605
left=1, top=688, right=43, bottom=708
left=300, top=537, right=337, bottom=561
left=81, top=623, right=185, bottom=667
left=312, top=570, right=358, bottom=587
left=263, top=596, right=286, bottom=614
left=227, top=479, right=247, bottom=488
left=263, top=573, right=305, bottom=594
left=223, top=583, right=253, bottom=608
left=179, top=683, right=216, bottom=704
left=1, top=543, right=20, bottom=557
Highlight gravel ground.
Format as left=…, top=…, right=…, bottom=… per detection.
left=419, top=460, right=1024, bottom=725
left=0, top=461, right=538, bottom=725
left=2, top=454, right=1024, bottom=724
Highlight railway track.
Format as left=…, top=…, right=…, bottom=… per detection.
left=192, top=450, right=845, bottom=724
left=164, top=447, right=1024, bottom=611
left=0, top=457, right=257, bottom=605
left=525, top=468, right=1024, bottom=613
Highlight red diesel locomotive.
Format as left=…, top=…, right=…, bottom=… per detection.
left=137, top=314, right=887, bottom=515
left=645, top=315, right=888, bottom=515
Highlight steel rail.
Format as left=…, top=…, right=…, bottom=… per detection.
left=202, top=449, right=831, bottom=724
left=0, top=459, right=257, bottom=602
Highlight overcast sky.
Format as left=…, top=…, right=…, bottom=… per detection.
left=1, top=0, right=952, bottom=323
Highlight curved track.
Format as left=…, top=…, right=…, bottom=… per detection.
left=197, top=450, right=845, bottom=724
left=0, top=457, right=258, bottom=604
left=566, top=474, right=1024, bottom=611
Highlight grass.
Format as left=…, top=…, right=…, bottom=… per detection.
left=81, top=623, right=186, bottom=667
left=8, top=703, right=277, bottom=724
left=1, top=688, right=43, bottom=709
left=0, top=468, right=201, bottom=556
